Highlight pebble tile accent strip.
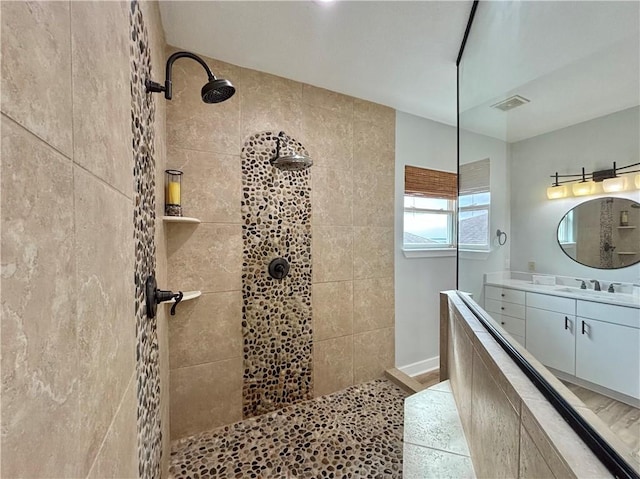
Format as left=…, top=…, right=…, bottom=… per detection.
left=130, top=1, right=162, bottom=477
left=241, top=131, right=313, bottom=418
left=170, top=379, right=407, bottom=478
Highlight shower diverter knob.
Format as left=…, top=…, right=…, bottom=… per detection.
left=145, top=275, right=184, bottom=318
left=268, top=258, right=290, bottom=280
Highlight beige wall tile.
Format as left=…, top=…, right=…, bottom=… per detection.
left=353, top=171, right=394, bottom=227
left=313, top=281, right=353, bottom=341
left=314, top=336, right=354, bottom=397
left=170, top=291, right=242, bottom=369
left=449, top=316, right=474, bottom=439
left=353, top=327, right=394, bottom=383
left=167, top=223, right=242, bottom=293
left=311, top=167, right=353, bottom=226
left=86, top=374, right=138, bottom=479
left=312, top=226, right=354, bottom=283
left=170, top=358, right=243, bottom=439
left=239, top=68, right=304, bottom=143
left=74, top=165, right=135, bottom=474
left=166, top=47, right=241, bottom=155
left=522, top=399, right=607, bottom=479
left=519, top=424, right=556, bottom=479
left=353, top=277, right=394, bottom=333
left=168, top=147, right=242, bottom=223
left=1, top=117, right=81, bottom=478
left=303, top=105, right=353, bottom=171
left=302, top=84, right=354, bottom=115
left=353, top=98, right=396, bottom=126
left=71, top=1, right=132, bottom=197
left=469, top=348, right=520, bottom=479
left=1, top=1, right=72, bottom=156
left=353, top=227, right=394, bottom=280
left=353, top=120, right=395, bottom=176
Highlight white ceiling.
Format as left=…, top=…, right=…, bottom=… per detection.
left=459, top=1, right=640, bottom=142
left=159, top=1, right=640, bottom=141
left=159, top=1, right=473, bottom=126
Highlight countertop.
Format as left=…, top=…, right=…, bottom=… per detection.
left=485, top=278, right=640, bottom=309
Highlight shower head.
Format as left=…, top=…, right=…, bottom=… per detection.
left=270, top=132, right=313, bottom=171
left=146, top=51, right=236, bottom=104
left=272, top=152, right=313, bottom=171
left=201, top=78, right=236, bottom=104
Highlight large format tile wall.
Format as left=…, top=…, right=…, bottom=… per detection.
left=1, top=1, right=169, bottom=477
left=441, top=292, right=616, bottom=478
left=166, top=48, right=396, bottom=439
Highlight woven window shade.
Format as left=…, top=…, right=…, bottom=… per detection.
left=460, top=158, right=490, bottom=195
left=404, top=165, right=457, bottom=200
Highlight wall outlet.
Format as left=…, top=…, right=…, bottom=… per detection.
left=528, top=261, right=536, bottom=272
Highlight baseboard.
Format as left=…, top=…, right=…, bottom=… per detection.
left=398, top=356, right=439, bottom=377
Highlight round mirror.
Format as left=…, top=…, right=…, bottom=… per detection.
left=557, top=197, right=640, bottom=269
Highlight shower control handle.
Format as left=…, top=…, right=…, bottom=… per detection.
left=268, top=258, right=290, bottom=280
left=145, top=275, right=184, bottom=318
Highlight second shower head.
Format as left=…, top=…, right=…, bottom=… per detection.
left=271, top=132, right=313, bottom=171
left=146, top=51, right=236, bottom=104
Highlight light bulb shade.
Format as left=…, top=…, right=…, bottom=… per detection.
left=572, top=181, right=595, bottom=196
left=602, top=176, right=627, bottom=193
left=547, top=184, right=568, bottom=199
left=635, top=173, right=640, bottom=189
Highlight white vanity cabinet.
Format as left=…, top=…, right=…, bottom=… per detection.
left=576, top=301, right=640, bottom=399
left=526, top=307, right=576, bottom=375
left=483, top=280, right=640, bottom=403
left=484, top=286, right=526, bottom=345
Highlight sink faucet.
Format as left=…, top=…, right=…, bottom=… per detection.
left=590, top=279, right=601, bottom=291
left=575, top=279, right=587, bottom=289
left=608, top=282, right=621, bottom=293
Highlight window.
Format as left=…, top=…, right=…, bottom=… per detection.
left=558, top=210, right=575, bottom=244
left=403, top=166, right=457, bottom=250
left=404, top=196, right=456, bottom=248
left=459, top=159, right=491, bottom=251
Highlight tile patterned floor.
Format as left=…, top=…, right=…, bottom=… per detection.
left=170, top=379, right=408, bottom=479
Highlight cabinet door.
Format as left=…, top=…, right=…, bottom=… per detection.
left=576, top=318, right=640, bottom=399
left=526, top=307, right=576, bottom=375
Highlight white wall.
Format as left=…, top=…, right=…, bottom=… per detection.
left=458, top=129, right=511, bottom=305
left=394, top=112, right=457, bottom=371
left=510, top=106, right=640, bottom=283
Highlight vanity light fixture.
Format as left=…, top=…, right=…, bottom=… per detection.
left=547, top=161, right=639, bottom=199
left=571, top=167, right=595, bottom=196
left=602, top=175, right=627, bottom=193
left=547, top=172, right=568, bottom=199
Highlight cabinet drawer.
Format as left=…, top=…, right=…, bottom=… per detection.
left=485, top=286, right=526, bottom=305
left=485, top=299, right=526, bottom=319
left=491, top=313, right=526, bottom=337
left=577, top=301, right=640, bottom=329
left=527, top=292, right=575, bottom=315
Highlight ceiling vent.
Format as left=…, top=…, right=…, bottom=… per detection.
left=491, top=95, right=530, bottom=112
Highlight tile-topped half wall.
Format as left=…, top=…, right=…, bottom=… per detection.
left=1, top=1, right=170, bottom=477
left=166, top=46, right=396, bottom=439
left=440, top=292, right=633, bottom=478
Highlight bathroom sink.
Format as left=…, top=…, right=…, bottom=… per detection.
left=554, top=287, right=616, bottom=298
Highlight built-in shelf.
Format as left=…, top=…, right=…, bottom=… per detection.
left=162, top=290, right=202, bottom=303
left=617, top=252, right=638, bottom=255
left=617, top=226, right=636, bottom=229
left=162, top=216, right=201, bottom=224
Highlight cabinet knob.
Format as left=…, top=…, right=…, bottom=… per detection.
left=501, top=321, right=505, bottom=325
left=501, top=306, right=505, bottom=310
left=501, top=293, right=505, bottom=297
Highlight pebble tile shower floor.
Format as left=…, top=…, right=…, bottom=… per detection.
left=169, top=379, right=408, bottom=478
